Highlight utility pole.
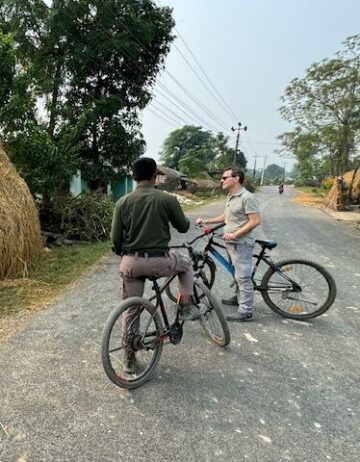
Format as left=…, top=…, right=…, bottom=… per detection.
left=283, top=162, right=286, bottom=181
left=231, top=122, right=247, bottom=167
left=252, top=154, right=257, bottom=179
left=260, top=156, right=267, bottom=186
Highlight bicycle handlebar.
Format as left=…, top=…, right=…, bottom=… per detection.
left=202, top=222, right=225, bottom=234
left=169, top=222, right=226, bottom=250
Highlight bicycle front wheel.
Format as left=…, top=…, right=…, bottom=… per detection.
left=261, top=259, right=336, bottom=320
left=194, top=281, right=230, bottom=347
left=165, top=255, right=216, bottom=303
left=101, top=297, right=164, bottom=389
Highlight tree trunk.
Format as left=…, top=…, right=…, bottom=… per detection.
left=48, top=57, right=63, bottom=137
left=348, top=161, right=360, bottom=202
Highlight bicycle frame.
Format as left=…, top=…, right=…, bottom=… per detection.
left=147, top=277, right=180, bottom=340
left=199, top=226, right=301, bottom=293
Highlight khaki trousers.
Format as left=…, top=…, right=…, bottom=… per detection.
left=119, top=250, right=194, bottom=299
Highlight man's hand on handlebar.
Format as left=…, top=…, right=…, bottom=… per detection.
left=195, top=217, right=206, bottom=225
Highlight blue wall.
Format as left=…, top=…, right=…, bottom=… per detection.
left=70, top=171, right=133, bottom=201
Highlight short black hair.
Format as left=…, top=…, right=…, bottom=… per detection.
left=132, top=157, right=157, bottom=181
left=223, top=166, right=245, bottom=184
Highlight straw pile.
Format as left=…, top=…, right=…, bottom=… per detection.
left=324, top=182, right=342, bottom=210
left=0, top=144, right=42, bottom=279
left=343, top=169, right=360, bottom=196
left=324, top=169, right=360, bottom=210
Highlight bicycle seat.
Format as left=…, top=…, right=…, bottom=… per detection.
left=255, top=239, right=277, bottom=249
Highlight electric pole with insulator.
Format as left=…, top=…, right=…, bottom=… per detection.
left=231, top=122, right=247, bottom=167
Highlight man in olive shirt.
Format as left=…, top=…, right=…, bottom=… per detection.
left=196, top=167, right=260, bottom=322
left=111, top=157, right=198, bottom=372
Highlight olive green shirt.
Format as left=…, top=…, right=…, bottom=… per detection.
left=111, top=184, right=190, bottom=254
left=224, top=187, right=260, bottom=245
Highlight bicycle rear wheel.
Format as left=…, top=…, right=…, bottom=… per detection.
left=101, top=297, right=164, bottom=389
left=261, top=259, right=336, bottom=320
left=194, top=281, right=230, bottom=347
left=165, top=255, right=216, bottom=303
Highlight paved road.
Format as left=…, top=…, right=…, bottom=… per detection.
left=1, top=186, right=359, bottom=462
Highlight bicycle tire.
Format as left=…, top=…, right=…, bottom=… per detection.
left=165, top=255, right=216, bottom=303
left=101, top=297, right=164, bottom=389
left=261, top=259, right=336, bottom=320
left=195, top=281, right=230, bottom=347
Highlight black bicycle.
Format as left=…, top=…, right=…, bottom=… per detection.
left=101, top=242, right=230, bottom=389
left=166, top=223, right=337, bottom=321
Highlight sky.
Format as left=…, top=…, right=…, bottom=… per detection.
left=140, top=0, right=360, bottom=174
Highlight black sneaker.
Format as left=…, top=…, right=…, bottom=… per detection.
left=179, top=302, right=201, bottom=321
left=124, top=351, right=137, bottom=374
left=222, top=295, right=238, bottom=306
left=226, top=312, right=253, bottom=322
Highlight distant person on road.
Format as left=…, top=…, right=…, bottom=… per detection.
left=278, top=181, right=284, bottom=194
left=111, top=157, right=198, bottom=372
left=196, top=167, right=260, bottom=322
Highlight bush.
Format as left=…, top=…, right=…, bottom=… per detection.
left=244, top=176, right=256, bottom=192
left=294, top=176, right=317, bottom=187
left=321, top=176, right=335, bottom=190
left=39, top=193, right=113, bottom=242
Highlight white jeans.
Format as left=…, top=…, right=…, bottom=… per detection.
left=226, top=242, right=255, bottom=314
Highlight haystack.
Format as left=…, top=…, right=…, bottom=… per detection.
left=343, top=169, right=360, bottom=196
left=0, top=144, right=42, bottom=279
left=324, top=169, right=360, bottom=210
left=326, top=183, right=343, bottom=209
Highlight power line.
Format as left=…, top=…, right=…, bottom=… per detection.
left=150, top=99, right=194, bottom=126
left=155, top=86, right=219, bottom=131
left=113, top=12, right=232, bottom=133
left=164, top=70, right=230, bottom=132
left=170, top=41, right=235, bottom=124
left=155, top=0, right=238, bottom=122
left=146, top=107, right=179, bottom=128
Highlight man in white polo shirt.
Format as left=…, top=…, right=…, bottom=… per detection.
left=196, top=166, right=260, bottom=322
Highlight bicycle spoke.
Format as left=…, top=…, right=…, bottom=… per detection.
left=101, top=298, right=164, bottom=389
left=195, top=281, right=230, bottom=347
left=262, top=259, right=336, bottom=319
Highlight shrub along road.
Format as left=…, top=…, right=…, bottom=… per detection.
left=0, top=186, right=359, bottom=462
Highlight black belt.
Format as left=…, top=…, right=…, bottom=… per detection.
left=122, top=250, right=169, bottom=257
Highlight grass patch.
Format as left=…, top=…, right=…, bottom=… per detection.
left=0, top=241, right=110, bottom=323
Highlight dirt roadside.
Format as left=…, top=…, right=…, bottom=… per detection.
left=293, top=189, right=360, bottom=229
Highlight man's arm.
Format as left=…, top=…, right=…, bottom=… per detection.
left=223, top=212, right=260, bottom=241
left=196, top=213, right=225, bottom=226
left=110, top=204, right=124, bottom=255
left=168, top=196, right=190, bottom=233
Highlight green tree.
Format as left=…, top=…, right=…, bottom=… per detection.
left=279, top=34, right=360, bottom=177
left=0, top=32, right=15, bottom=107
left=264, top=163, right=285, bottom=181
left=159, top=126, right=248, bottom=174
left=159, top=125, right=214, bottom=169
left=0, top=0, right=175, bottom=197
left=178, top=149, right=208, bottom=177
left=208, top=132, right=247, bottom=171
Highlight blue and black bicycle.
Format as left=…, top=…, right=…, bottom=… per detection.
left=166, top=223, right=337, bottom=321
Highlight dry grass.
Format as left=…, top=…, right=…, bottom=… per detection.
left=0, top=145, right=42, bottom=279
left=292, top=189, right=325, bottom=207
